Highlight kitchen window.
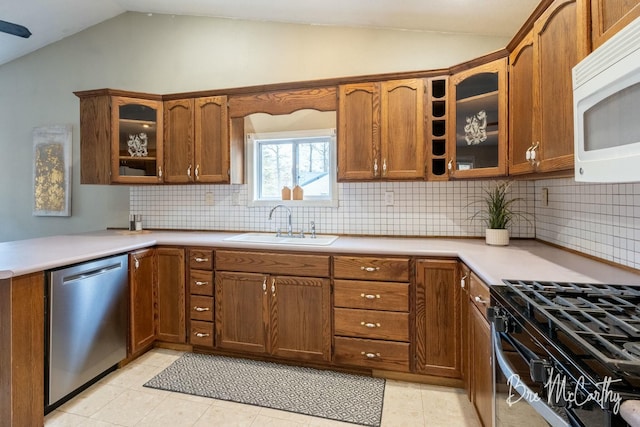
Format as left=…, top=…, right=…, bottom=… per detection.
left=246, top=128, right=337, bottom=207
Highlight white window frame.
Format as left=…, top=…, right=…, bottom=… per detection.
left=246, top=128, right=338, bottom=207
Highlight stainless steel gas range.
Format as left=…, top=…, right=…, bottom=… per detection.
left=489, top=280, right=640, bottom=427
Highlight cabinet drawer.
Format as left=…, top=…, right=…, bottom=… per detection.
left=334, top=337, right=409, bottom=372
left=216, top=250, right=330, bottom=277
left=190, top=320, right=214, bottom=347
left=333, top=256, right=409, bottom=282
left=334, top=308, right=409, bottom=341
left=469, top=273, right=490, bottom=320
left=189, top=270, right=214, bottom=295
left=190, top=295, right=214, bottom=321
left=189, top=249, right=213, bottom=270
left=334, top=280, right=408, bottom=311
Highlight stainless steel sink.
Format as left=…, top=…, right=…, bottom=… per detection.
left=223, top=232, right=339, bottom=246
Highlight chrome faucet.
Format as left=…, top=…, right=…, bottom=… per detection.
left=268, top=204, right=293, bottom=237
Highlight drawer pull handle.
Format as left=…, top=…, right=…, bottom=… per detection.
left=361, top=322, right=381, bottom=328
left=195, top=281, right=209, bottom=286
left=360, top=266, right=380, bottom=272
left=474, top=296, right=488, bottom=306
left=194, top=332, right=210, bottom=338
left=194, top=257, right=209, bottom=263
left=193, top=306, right=210, bottom=312
left=361, top=293, right=381, bottom=300
left=361, top=352, right=381, bottom=359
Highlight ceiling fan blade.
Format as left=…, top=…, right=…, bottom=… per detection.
left=0, top=19, right=32, bottom=38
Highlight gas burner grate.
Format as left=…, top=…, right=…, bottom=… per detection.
left=502, top=279, right=640, bottom=374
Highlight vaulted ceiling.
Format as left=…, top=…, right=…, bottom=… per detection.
left=0, top=0, right=539, bottom=66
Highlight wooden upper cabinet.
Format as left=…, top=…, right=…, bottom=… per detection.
left=380, top=79, right=425, bottom=179
left=75, top=90, right=164, bottom=184
left=509, top=0, right=588, bottom=175
left=338, top=82, right=379, bottom=180
left=164, top=99, right=194, bottom=183
left=509, top=32, right=536, bottom=175
left=338, top=78, right=424, bottom=181
left=591, top=0, right=640, bottom=49
left=447, top=58, right=508, bottom=178
left=164, top=96, right=229, bottom=184
left=195, top=97, right=230, bottom=183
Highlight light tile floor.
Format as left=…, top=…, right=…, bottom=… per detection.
left=45, top=348, right=481, bottom=427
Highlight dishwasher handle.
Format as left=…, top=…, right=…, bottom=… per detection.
left=62, top=262, right=122, bottom=284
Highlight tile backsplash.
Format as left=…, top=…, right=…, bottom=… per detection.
left=131, top=177, right=640, bottom=270
left=130, top=180, right=535, bottom=238
left=534, top=178, right=640, bottom=270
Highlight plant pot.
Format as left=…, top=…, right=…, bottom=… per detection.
left=486, top=228, right=509, bottom=246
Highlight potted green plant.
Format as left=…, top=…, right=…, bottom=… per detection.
left=469, top=181, right=531, bottom=246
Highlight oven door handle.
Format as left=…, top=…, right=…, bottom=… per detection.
left=493, top=327, right=570, bottom=427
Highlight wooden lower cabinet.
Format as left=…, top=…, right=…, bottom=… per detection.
left=129, top=248, right=157, bottom=355
left=467, top=273, right=493, bottom=427
left=157, top=247, right=186, bottom=343
left=469, top=303, right=493, bottom=427
left=215, top=269, right=331, bottom=362
left=415, top=259, right=461, bottom=378
left=332, top=256, right=411, bottom=372
left=0, top=273, right=45, bottom=427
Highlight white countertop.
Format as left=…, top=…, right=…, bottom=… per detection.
left=2, top=229, right=639, bottom=287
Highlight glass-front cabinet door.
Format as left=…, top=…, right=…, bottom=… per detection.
left=111, top=97, right=163, bottom=183
left=447, top=58, right=507, bottom=178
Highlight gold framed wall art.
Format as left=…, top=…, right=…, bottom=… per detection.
left=33, top=125, right=72, bottom=216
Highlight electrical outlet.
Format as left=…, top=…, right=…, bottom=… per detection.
left=385, top=191, right=394, bottom=206
left=541, top=188, right=549, bottom=207
left=204, top=192, right=214, bottom=206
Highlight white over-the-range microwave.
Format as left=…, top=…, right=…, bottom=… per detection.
left=573, top=15, right=640, bottom=183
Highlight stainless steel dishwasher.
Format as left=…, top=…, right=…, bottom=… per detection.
left=46, top=253, right=128, bottom=411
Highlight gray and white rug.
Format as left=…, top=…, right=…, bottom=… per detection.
left=144, top=353, right=385, bottom=426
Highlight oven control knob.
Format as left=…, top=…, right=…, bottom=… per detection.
left=530, top=359, right=551, bottom=383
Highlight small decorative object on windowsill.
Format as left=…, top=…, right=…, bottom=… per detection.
left=281, top=186, right=291, bottom=200
left=467, top=180, right=532, bottom=246
left=293, top=185, right=303, bottom=200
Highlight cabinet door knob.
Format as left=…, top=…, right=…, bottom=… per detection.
left=158, top=166, right=163, bottom=179
left=460, top=274, right=468, bottom=288
left=195, top=164, right=200, bottom=180
left=194, top=332, right=210, bottom=338
left=373, top=158, right=379, bottom=176
left=134, top=256, right=140, bottom=269
left=271, top=278, right=276, bottom=296
left=382, top=159, right=387, bottom=176
left=193, top=306, right=210, bottom=312
left=263, top=277, right=267, bottom=294
left=360, top=266, right=380, bottom=272
left=187, top=164, right=192, bottom=179
left=361, top=293, right=381, bottom=300
left=194, top=281, right=208, bottom=286
left=194, top=257, right=209, bottom=263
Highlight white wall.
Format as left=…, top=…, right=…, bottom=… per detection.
left=0, top=12, right=509, bottom=242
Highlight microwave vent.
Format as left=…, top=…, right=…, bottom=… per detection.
left=573, top=15, right=640, bottom=89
